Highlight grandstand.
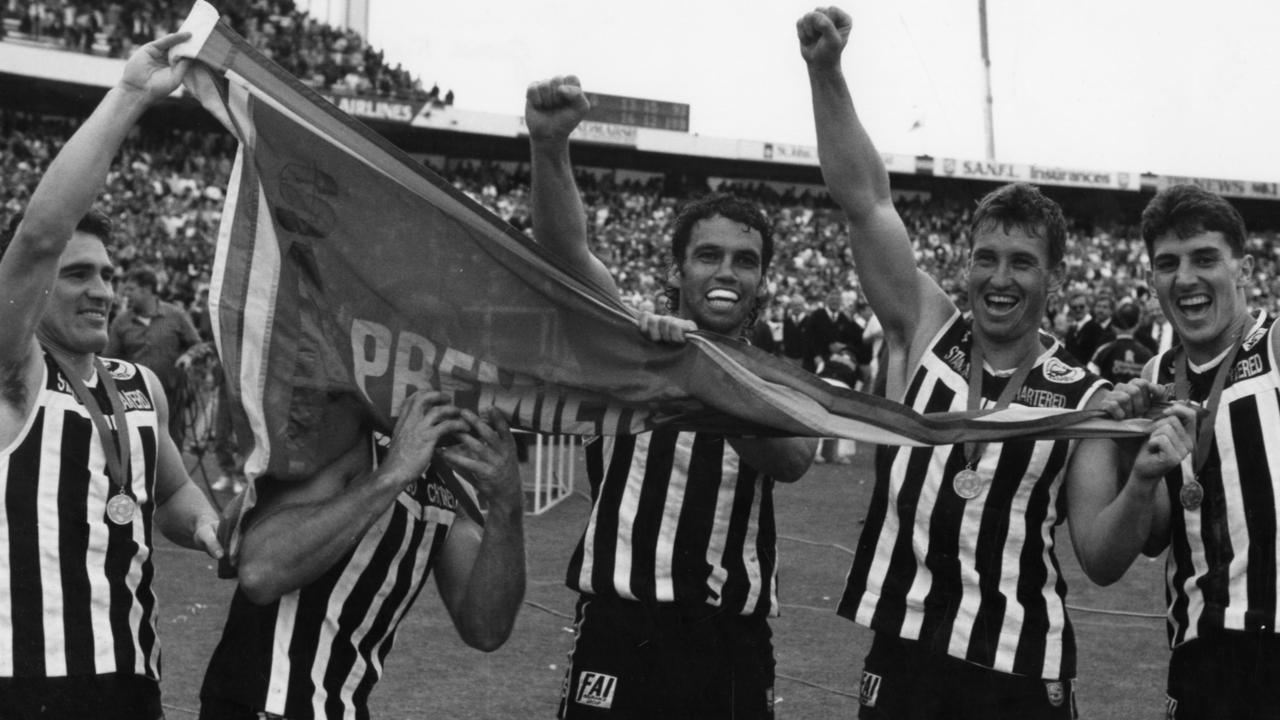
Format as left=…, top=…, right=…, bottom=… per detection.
left=5, top=13, right=1272, bottom=718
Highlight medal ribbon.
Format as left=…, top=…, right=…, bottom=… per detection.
left=962, top=336, right=1042, bottom=470
left=1172, top=315, right=1250, bottom=480
left=48, top=351, right=132, bottom=497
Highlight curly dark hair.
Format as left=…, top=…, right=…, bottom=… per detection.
left=1140, top=184, right=1247, bottom=258
left=970, top=183, right=1067, bottom=266
left=663, top=193, right=773, bottom=326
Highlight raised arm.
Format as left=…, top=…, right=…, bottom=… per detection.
left=434, top=408, right=526, bottom=651
left=0, top=33, right=190, bottom=395
left=526, top=75, right=619, bottom=295
left=235, top=391, right=468, bottom=605
left=797, top=9, right=951, bottom=355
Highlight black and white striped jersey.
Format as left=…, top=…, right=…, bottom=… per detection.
left=839, top=314, right=1105, bottom=680
left=200, top=440, right=461, bottom=720
left=566, top=429, right=778, bottom=617
left=1153, top=310, right=1280, bottom=647
left=0, top=352, right=162, bottom=680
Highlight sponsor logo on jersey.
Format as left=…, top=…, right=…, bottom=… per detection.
left=119, top=389, right=153, bottom=412
left=1043, top=357, right=1085, bottom=384
left=1231, top=354, right=1265, bottom=383
left=575, top=671, right=618, bottom=709
left=1242, top=324, right=1267, bottom=352
left=859, top=671, right=882, bottom=707
left=103, top=359, right=137, bottom=381
left=942, top=345, right=969, bottom=375
left=1016, top=386, right=1067, bottom=408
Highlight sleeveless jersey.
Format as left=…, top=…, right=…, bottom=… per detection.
left=566, top=429, right=778, bottom=617
left=839, top=314, right=1106, bottom=679
left=0, top=351, right=162, bottom=679
left=1153, top=311, right=1280, bottom=648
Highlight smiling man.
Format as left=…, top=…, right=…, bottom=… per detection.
left=1102, top=184, right=1280, bottom=719
left=524, top=76, right=816, bottom=719
left=799, top=7, right=1194, bottom=719
left=0, top=33, right=224, bottom=719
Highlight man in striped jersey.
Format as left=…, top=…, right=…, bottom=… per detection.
left=799, top=8, right=1195, bottom=719
left=0, top=33, right=226, bottom=719
left=197, top=394, right=526, bottom=720
left=526, top=77, right=818, bottom=719
left=1099, top=185, right=1280, bottom=719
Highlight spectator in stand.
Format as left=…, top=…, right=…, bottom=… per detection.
left=804, top=287, right=858, bottom=374
left=1063, top=290, right=1092, bottom=359
left=781, top=294, right=809, bottom=367
left=1088, top=300, right=1153, bottom=384
left=107, top=265, right=201, bottom=448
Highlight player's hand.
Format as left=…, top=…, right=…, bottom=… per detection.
left=120, top=31, right=192, bottom=102
left=1131, top=403, right=1196, bottom=483
left=797, top=6, right=852, bottom=69
left=637, top=311, right=697, bottom=344
left=438, top=408, right=522, bottom=511
left=193, top=517, right=224, bottom=560
left=382, top=391, right=468, bottom=484
left=525, top=75, right=591, bottom=144
left=1099, top=378, right=1169, bottom=419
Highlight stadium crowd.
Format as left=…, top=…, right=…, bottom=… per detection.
left=0, top=0, right=451, bottom=101
left=5, top=110, right=1280, bottom=372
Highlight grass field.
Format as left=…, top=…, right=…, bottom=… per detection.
left=153, top=446, right=1173, bottom=719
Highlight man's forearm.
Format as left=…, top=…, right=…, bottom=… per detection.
left=451, top=500, right=526, bottom=651
left=1074, top=471, right=1163, bottom=586
left=808, top=65, right=894, bottom=220
left=728, top=436, right=818, bottom=483
left=236, top=469, right=408, bottom=604
left=154, top=481, right=220, bottom=550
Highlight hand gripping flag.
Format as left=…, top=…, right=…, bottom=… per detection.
left=171, top=3, right=1149, bottom=550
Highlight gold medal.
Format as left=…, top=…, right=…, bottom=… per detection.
left=953, top=468, right=987, bottom=500
left=1180, top=479, right=1204, bottom=511
left=106, top=493, right=137, bottom=525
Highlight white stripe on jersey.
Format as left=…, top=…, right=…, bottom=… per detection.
left=1266, top=399, right=1280, bottom=626
left=308, top=512, right=390, bottom=720
left=573, top=436, right=612, bottom=594
left=87, top=419, right=115, bottom=675
left=38, top=407, right=67, bottom=676
left=705, top=444, right=739, bottom=607
left=653, top=437, right=691, bottom=603
left=266, top=594, right=300, bottom=716
left=1215, top=407, right=1250, bottom=630
left=611, top=436, right=646, bottom=599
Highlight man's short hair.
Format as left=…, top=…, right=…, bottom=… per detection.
left=669, top=193, right=774, bottom=274
left=1, top=209, right=113, bottom=261
left=1140, top=184, right=1247, bottom=258
left=970, top=183, right=1067, bottom=267
left=1113, top=301, right=1141, bottom=331
left=126, top=266, right=159, bottom=292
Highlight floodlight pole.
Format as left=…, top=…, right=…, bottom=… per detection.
left=979, top=0, right=996, bottom=161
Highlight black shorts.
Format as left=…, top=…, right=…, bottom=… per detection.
left=0, top=673, right=163, bottom=720
left=557, top=595, right=775, bottom=719
left=1166, top=631, right=1280, bottom=719
left=856, top=633, right=1077, bottom=720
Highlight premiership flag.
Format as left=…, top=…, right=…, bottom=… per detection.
left=171, top=4, right=1145, bottom=520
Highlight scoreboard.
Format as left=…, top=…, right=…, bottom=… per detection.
left=583, top=92, right=690, bottom=132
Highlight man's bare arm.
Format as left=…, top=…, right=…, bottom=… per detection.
left=236, top=392, right=468, bottom=604
left=0, top=34, right=191, bottom=397
left=798, top=8, right=952, bottom=375
left=526, top=75, right=619, bottom=296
